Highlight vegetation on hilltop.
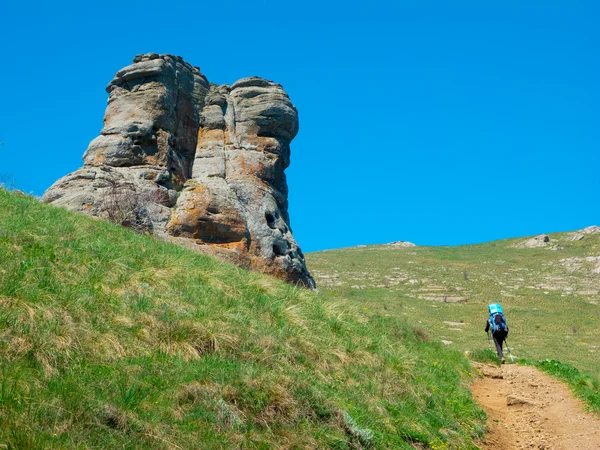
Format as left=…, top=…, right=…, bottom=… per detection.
left=0, top=188, right=485, bottom=449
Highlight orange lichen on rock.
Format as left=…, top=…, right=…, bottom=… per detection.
left=167, top=185, right=249, bottom=250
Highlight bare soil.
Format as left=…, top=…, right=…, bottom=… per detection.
left=471, top=363, right=600, bottom=449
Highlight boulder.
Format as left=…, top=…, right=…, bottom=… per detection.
left=43, top=54, right=315, bottom=288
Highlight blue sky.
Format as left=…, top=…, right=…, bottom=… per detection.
left=1, top=1, right=598, bottom=252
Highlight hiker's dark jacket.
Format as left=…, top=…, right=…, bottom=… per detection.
left=485, top=318, right=508, bottom=359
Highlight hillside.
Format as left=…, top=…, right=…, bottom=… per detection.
left=307, top=231, right=600, bottom=377
left=0, top=188, right=485, bottom=449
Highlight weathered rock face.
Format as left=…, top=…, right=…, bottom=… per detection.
left=43, top=53, right=315, bottom=288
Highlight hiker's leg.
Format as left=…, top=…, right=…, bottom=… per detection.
left=493, top=335, right=504, bottom=359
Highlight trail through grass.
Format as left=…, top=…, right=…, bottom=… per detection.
left=307, top=232, right=600, bottom=413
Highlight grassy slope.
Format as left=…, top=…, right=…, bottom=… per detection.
left=306, top=232, right=600, bottom=410
left=0, top=188, right=485, bottom=449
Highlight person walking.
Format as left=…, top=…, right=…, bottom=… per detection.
left=485, top=303, right=509, bottom=363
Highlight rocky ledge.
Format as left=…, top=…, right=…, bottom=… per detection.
left=43, top=53, right=315, bottom=288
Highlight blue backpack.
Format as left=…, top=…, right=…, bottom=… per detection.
left=488, top=303, right=509, bottom=334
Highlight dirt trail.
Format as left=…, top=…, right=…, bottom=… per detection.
left=471, top=363, right=600, bottom=449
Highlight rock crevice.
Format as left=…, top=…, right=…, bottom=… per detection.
left=43, top=53, right=315, bottom=288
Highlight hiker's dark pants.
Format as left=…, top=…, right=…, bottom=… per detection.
left=492, top=331, right=507, bottom=359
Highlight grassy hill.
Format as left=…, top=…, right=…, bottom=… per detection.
left=0, top=188, right=486, bottom=449
left=307, top=232, right=600, bottom=381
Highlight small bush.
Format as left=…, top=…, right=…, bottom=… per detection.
left=216, top=398, right=244, bottom=429
left=470, top=349, right=501, bottom=366
left=103, top=184, right=153, bottom=233
left=341, top=411, right=374, bottom=448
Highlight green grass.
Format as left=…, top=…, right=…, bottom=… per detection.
left=0, top=188, right=486, bottom=449
left=307, top=231, right=600, bottom=415
left=468, top=349, right=501, bottom=366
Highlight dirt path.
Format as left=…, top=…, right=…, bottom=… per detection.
left=471, top=363, right=600, bottom=449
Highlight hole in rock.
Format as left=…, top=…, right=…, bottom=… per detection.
left=265, top=212, right=276, bottom=229
left=273, top=242, right=286, bottom=256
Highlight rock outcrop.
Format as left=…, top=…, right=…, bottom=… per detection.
left=567, top=226, right=599, bottom=241
left=581, top=226, right=600, bottom=235
left=514, top=234, right=550, bottom=249
left=43, top=53, right=315, bottom=288
left=386, top=241, right=417, bottom=247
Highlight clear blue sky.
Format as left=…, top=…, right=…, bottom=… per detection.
left=1, top=1, right=598, bottom=252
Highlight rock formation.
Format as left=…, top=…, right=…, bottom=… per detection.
left=568, top=226, right=599, bottom=242
left=386, top=241, right=417, bottom=247
left=514, top=234, right=550, bottom=249
left=43, top=53, right=315, bottom=288
left=581, top=226, right=600, bottom=235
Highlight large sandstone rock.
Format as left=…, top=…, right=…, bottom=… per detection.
left=43, top=53, right=315, bottom=288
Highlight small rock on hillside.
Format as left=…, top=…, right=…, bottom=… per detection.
left=514, top=234, right=550, bottom=249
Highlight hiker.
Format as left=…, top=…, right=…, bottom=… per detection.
left=485, top=303, right=509, bottom=363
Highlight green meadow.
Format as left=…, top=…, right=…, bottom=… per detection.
left=307, top=232, right=600, bottom=410
left=0, top=188, right=485, bottom=449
